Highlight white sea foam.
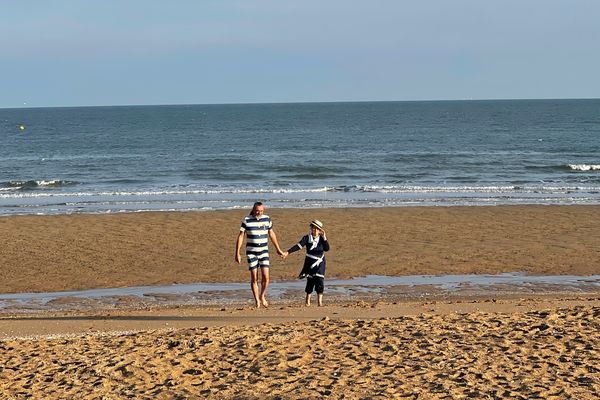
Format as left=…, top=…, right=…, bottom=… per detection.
left=36, top=180, right=67, bottom=186
left=4, top=179, right=74, bottom=190
left=0, top=186, right=336, bottom=199
left=568, top=164, right=600, bottom=171
left=2, top=184, right=600, bottom=201
left=355, top=184, right=600, bottom=194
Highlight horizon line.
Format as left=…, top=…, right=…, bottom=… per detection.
left=2, top=96, right=599, bottom=111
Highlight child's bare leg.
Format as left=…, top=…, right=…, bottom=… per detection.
left=317, top=293, right=323, bottom=307
left=305, top=293, right=311, bottom=306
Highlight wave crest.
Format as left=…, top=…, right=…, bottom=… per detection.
left=3, top=180, right=77, bottom=190
left=568, top=164, right=600, bottom=171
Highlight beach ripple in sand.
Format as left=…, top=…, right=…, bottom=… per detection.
left=0, top=306, right=598, bottom=399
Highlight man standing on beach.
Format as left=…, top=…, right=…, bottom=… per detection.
left=235, top=202, right=284, bottom=308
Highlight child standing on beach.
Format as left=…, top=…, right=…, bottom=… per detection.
left=282, top=220, right=330, bottom=307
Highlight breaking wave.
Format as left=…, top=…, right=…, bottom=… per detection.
left=567, top=164, right=600, bottom=171
left=2, top=180, right=77, bottom=191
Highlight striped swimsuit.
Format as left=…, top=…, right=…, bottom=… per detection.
left=240, top=214, right=272, bottom=270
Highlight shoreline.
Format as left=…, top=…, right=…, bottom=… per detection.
left=1, top=272, right=599, bottom=316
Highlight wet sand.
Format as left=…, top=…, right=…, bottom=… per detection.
left=1, top=206, right=599, bottom=398
left=1, top=205, right=599, bottom=294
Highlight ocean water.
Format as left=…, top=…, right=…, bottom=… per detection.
left=1, top=99, right=599, bottom=216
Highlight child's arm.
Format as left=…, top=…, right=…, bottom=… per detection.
left=286, top=243, right=302, bottom=254
left=322, top=234, right=330, bottom=252
left=287, top=235, right=308, bottom=254
left=281, top=236, right=307, bottom=259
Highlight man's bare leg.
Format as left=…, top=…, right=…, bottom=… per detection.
left=305, top=293, right=311, bottom=307
left=317, top=293, right=323, bottom=307
left=250, top=269, right=260, bottom=308
left=260, top=267, right=270, bottom=307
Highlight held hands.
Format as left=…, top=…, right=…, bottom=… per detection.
left=280, top=251, right=289, bottom=260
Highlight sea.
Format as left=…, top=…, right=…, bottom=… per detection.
left=1, top=99, right=599, bottom=216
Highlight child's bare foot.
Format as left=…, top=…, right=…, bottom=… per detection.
left=261, top=298, right=269, bottom=308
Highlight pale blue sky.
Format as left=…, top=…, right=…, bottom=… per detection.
left=2, top=0, right=599, bottom=108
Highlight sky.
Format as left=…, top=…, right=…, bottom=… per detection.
left=1, top=0, right=599, bottom=108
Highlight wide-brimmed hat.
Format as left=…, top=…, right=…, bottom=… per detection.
left=310, top=219, right=325, bottom=231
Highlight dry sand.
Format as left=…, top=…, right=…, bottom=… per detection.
left=1, top=206, right=599, bottom=398
left=1, top=299, right=599, bottom=399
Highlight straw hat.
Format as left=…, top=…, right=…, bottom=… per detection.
left=310, top=219, right=325, bottom=231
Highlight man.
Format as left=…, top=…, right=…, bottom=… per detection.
left=235, top=202, right=284, bottom=308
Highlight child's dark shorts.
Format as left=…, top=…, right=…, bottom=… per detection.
left=305, top=276, right=324, bottom=294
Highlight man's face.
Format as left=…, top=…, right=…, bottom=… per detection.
left=253, top=205, right=265, bottom=217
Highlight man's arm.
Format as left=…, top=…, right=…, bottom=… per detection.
left=268, top=229, right=284, bottom=255
left=235, top=231, right=245, bottom=263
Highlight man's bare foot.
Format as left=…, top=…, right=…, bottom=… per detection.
left=261, top=298, right=269, bottom=308
left=255, top=300, right=261, bottom=308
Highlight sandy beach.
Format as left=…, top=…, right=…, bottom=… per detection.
left=1, top=298, right=599, bottom=399
left=1, top=205, right=599, bottom=294
left=1, top=206, right=599, bottom=398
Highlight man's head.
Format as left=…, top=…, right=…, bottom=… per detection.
left=251, top=202, right=265, bottom=217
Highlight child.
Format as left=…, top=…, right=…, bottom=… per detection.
left=282, top=220, right=330, bottom=306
